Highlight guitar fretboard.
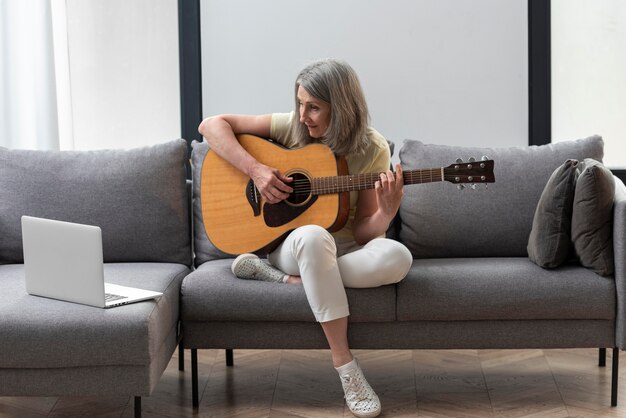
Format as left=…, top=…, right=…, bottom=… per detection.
left=311, top=168, right=443, bottom=195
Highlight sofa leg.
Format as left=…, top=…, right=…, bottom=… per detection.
left=612, top=348, right=619, bottom=407
left=134, top=396, right=141, bottom=418
left=178, top=340, right=185, bottom=371
left=600, top=348, right=607, bottom=367
left=226, top=349, right=234, bottom=367
left=192, top=348, right=199, bottom=409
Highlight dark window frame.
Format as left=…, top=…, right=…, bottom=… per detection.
left=528, top=0, right=551, bottom=147
left=178, top=0, right=202, bottom=178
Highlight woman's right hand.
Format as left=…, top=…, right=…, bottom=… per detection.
left=249, top=162, right=293, bottom=204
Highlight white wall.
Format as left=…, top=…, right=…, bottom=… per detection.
left=200, top=0, right=529, bottom=160
left=552, top=0, right=626, bottom=168
left=63, top=0, right=180, bottom=150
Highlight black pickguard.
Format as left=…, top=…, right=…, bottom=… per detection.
left=263, top=196, right=318, bottom=227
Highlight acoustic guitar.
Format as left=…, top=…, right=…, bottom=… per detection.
left=201, top=134, right=495, bottom=254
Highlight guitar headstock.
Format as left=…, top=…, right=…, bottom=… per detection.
left=443, top=157, right=495, bottom=189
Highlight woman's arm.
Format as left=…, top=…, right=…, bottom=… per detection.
left=352, top=164, right=404, bottom=245
left=198, top=114, right=292, bottom=203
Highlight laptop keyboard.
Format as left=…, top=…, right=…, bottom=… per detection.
left=105, top=293, right=127, bottom=303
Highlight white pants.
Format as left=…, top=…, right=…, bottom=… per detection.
left=268, top=225, right=413, bottom=323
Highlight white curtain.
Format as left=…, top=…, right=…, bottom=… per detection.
left=0, top=0, right=60, bottom=150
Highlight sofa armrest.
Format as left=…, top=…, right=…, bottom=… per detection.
left=613, top=176, right=626, bottom=348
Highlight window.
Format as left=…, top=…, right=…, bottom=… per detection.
left=551, top=0, right=626, bottom=169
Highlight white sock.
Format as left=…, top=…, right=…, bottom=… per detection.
left=335, top=358, right=357, bottom=375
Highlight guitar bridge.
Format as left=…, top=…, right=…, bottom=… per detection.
left=246, top=179, right=261, bottom=217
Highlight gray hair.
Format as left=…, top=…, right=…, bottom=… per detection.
left=290, top=59, right=370, bottom=156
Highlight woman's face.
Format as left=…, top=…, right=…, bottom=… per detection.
left=297, top=85, right=330, bottom=139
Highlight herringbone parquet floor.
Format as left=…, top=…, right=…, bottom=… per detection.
left=2, top=348, right=626, bottom=417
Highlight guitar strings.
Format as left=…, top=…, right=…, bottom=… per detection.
left=256, top=166, right=490, bottom=197
left=283, top=171, right=446, bottom=193
left=286, top=172, right=441, bottom=185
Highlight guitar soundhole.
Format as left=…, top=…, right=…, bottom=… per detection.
left=286, top=172, right=311, bottom=206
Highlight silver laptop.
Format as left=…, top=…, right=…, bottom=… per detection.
left=21, top=216, right=162, bottom=308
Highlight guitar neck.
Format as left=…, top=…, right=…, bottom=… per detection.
left=312, top=168, right=443, bottom=195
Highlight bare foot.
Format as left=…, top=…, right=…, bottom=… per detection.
left=285, top=275, right=303, bottom=285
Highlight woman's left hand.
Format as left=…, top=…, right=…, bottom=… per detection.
left=374, top=164, right=405, bottom=219
left=352, top=163, right=405, bottom=245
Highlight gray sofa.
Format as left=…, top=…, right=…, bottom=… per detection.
left=182, top=135, right=626, bottom=408
left=0, top=140, right=192, bottom=417
left=1, top=135, right=624, bottom=416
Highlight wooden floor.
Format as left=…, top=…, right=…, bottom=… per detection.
left=2, top=348, right=626, bottom=417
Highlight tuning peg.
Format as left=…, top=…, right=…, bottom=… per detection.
left=457, top=184, right=465, bottom=190
left=468, top=157, right=476, bottom=162
left=481, top=155, right=490, bottom=161
left=455, top=158, right=463, bottom=164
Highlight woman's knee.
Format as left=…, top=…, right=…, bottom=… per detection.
left=367, top=238, right=413, bottom=282
left=338, top=238, right=412, bottom=287
left=290, top=225, right=337, bottom=257
left=392, top=241, right=413, bottom=280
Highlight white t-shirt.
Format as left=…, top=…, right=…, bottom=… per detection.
left=269, top=111, right=391, bottom=240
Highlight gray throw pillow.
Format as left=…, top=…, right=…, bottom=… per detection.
left=527, top=159, right=579, bottom=268
left=0, top=140, right=191, bottom=265
left=571, top=158, right=615, bottom=276
left=191, top=140, right=235, bottom=266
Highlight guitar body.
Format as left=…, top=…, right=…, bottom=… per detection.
left=201, top=134, right=349, bottom=255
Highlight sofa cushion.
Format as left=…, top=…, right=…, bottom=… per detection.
left=181, top=259, right=397, bottom=323
left=398, top=136, right=604, bottom=258
left=396, top=258, right=615, bottom=321
left=190, top=140, right=234, bottom=266
left=572, top=158, right=615, bottom=276
left=0, top=140, right=190, bottom=265
left=0, top=263, right=189, bottom=368
left=527, top=159, right=579, bottom=268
